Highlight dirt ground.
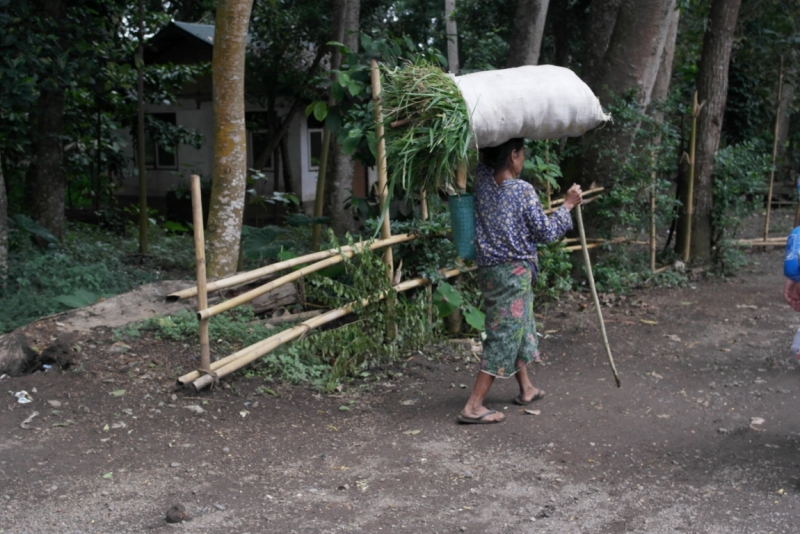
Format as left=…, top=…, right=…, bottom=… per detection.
left=2, top=243, right=800, bottom=533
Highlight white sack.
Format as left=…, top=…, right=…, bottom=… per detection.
left=450, top=65, right=610, bottom=148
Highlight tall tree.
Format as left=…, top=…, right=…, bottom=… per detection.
left=582, top=0, right=622, bottom=89
left=650, top=3, right=680, bottom=104
left=323, top=0, right=360, bottom=236
left=206, top=0, right=255, bottom=277
left=29, top=0, right=68, bottom=239
left=689, top=0, right=742, bottom=261
left=506, top=0, right=550, bottom=67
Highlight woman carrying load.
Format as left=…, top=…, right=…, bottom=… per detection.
left=458, top=138, right=583, bottom=424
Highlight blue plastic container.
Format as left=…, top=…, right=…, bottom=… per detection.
left=785, top=226, right=800, bottom=282
left=448, top=193, right=476, bottom=261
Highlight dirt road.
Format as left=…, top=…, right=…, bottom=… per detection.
left=1, top=249, right=798, bottom=533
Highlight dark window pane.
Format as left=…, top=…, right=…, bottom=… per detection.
left=309, top=130, right=322, bottom=169
left=158, top=146, right=176, bottom=167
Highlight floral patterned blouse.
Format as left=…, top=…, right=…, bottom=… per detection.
left=474, top=162, right=573, bottom=269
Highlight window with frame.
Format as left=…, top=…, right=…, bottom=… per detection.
left=144, top=113, right=178, bottom=169
left=246, top=111, right=273, bottom=171
left=307, top=115, right=323, bottom=171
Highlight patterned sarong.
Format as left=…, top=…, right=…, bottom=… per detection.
left=478, top=261, right=539, bottom=378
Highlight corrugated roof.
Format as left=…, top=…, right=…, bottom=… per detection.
left=171, top=21, right=215, bottom=45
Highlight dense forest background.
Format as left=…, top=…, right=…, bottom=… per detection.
left=0, top=0, right=798, bottom=327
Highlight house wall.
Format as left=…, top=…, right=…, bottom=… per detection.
left=117, top=97, right=315, bottom=217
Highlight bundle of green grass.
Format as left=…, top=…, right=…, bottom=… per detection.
left=382, top=60, right=609, bottom=195
left=382, top=61, right=473, bottom=196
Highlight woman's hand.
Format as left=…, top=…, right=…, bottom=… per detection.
left=563, top=184, right=583, bottom=210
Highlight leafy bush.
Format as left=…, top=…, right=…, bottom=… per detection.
left=0, top=222, right=195, bottom=333
left=711, top=140, right=771, bottom=275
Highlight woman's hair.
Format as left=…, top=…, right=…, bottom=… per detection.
left=481, top=138, right=524, bottom=172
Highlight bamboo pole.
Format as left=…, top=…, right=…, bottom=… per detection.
left=182, top=267, right=472, bottom=390
left=420, top=188, right=429, bottom=221
left=650, top=151, right=657, bottom=272
left=764, top=55, right=784, bottom=241
left=575, top=204, right=620, bottom=387
left=683, top=91, right=703, bottom=264
left=190, top=174, right=211, bottom=372
left=266, top=310, right=323, bottom=326
left=371, top=59, right=394, bottom=282
left=548, top=186, right=604, bottom=208
left=197, top=234, right=415, bottom=321
left=167, top=233, right=415, bottom=302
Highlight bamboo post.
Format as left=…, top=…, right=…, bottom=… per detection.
left=191, top=174, right=211, bottom=372
left=370, top=59, right=394, bottom=281
left=683, top=91, right=702, bottom=264
left=575, top=204, right=620, bottom=387
left=650, top=151, right=657, bottom=272
left=420, top=187, right=433, bottom=327
left=764, top=55, right=784, bottom=241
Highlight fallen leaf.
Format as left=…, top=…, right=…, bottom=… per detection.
left=338, top=406, right=351, bottom=411
left=239, top=410, right=249, bottom=418
left=403, top=429, right=421, bottom=435
left=110, top=389, right=126, bottom=397
left=102, top=472, right=113, bottom=479
left=524, top=409, right=541, bottom=415
left=400, top=399, right=418, bottom=406
left=665, top=334, right=681, bottom=342
left=656, top=414, right=670, bottom=419
left=326, top=425, right=339, bottom=432
left=736, top=304, right=757, bottom=309
left=640, top=319, right=658, bottom=325
left=102, top=424, right=109, bottom=432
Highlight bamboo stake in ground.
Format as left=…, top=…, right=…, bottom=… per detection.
left=683, top=91, right=704, bottom=264
left=764, top=55, right=784, bottom=241
left=190, top=174, right=211, bottom=372
left=371, top=58, right=394, bottom=282
left=650, top=151, right=657, bottom=272
left=575, top=204, right=620, bottom=387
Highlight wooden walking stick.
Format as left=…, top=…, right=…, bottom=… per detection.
left=575, top=203, right=621, bottom=387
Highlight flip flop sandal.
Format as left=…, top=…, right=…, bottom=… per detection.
left=456, top=410, right=504, bottom=424
left=513, top=389, right=545, bottom=406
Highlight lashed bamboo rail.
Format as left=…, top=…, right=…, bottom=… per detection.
left=167, top=234, right=415, bottom=302
left=197, top=234, right=416, bottom=321
left=168, top=186, right=604, bottom=303
left=764, top=55, right=784, bottom=241
left=181, top=267, right=472, bottom=390
left=576, top=204, right=620, bottom=387
left=548, top=186, right=604, bottom=208
left=191, top=174, right=211, bottom=372
left=734, top=237, right=787, bottom=246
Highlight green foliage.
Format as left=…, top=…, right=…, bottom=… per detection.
left=142, top=307, right=270, bottom=352
left=0, top=222, right=195, bottom=333
left=591, top=94, right=682, bottom=241
left=432, top=282, right=461, bottom=317
left=711, top=140, right=771, bottom=275
left=534, top=243, right=575, bottom=300
left=241, top=225, right=294, bottom=261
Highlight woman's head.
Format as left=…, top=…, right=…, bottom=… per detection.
left=481, top=138, right=525, bottom=175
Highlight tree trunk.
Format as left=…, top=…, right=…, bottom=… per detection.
left=279, top=134, right=295, bottom=196
left=506, top=0, right=550, bottom=67
left=650, top=3, right=680, bottom=105
left=323, top=0, right=360, bottom=237
left=775, top=78, right=795, bottom=181
left=591, top=0, right=675, bottom=108
left=0, top=152, right=7, bottom=284
left=136, top=0, right=148, bottom=255
left=30, top=88, right=66, bottom=240
left=576, top=0, right=675, bottom=191
left=445, top=0, right=459, bottom=74
left=29, top=0, right=67, bottom=240
left=206, top=0, right=254, bottom=277
left=582, top=0, right=623, bottom=89
left=690, top=0, right=742, bottom=262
